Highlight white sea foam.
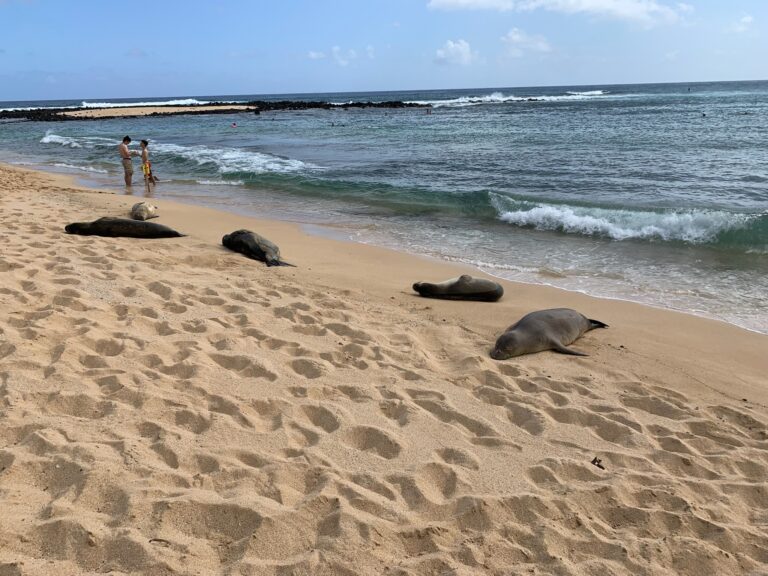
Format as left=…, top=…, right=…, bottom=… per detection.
left=566, top=90, right=608, bottom=96
left=80, top=98, right=242, bottom=108
left=40, top=132, right=81, bottom=148
left=53, top=163, right=108, bottom=174
left=491, top=195, right=755, bottom=243
left=408, top=90, right=623, bottom=108
left=197, top=179, right=245, bottom=186
left=40, top=131, right=118, bottom=149
left=0, top=105, right=79, bottom=112
left=153, top=142, right=312, bottom=175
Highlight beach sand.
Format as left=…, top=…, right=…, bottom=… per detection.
left=0, top=162, right=766, bottom=575
left=61, top=105, right=256, bottom=119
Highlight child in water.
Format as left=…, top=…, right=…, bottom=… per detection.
left=140, top=139, right=158, bottom=185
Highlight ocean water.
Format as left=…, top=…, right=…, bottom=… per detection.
left=1, top=82, right=767, bottom=333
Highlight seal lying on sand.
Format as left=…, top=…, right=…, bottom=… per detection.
left=413, top=275, right=503, bottom=302
left=490, top=308, right=608, bottom=359
left=65, top=217, right=184, bottom=238
left=130, top=202, right=158, bottom=221
left=222, top=229, right=295, bottom=267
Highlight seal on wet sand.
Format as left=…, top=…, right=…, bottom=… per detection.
left=222, top=229, right=295, bottom=267
left=130, top=202, right=158, bottom=221
left=413, top=275, right=503, bottom=302
left=490, top=308, right=608, bottom=359
left=65, top=217, right=184, bottom=238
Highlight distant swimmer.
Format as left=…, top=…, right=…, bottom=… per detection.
left=231, top=122, right=237, bottom=128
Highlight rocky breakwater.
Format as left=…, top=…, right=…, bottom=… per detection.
left=0, top=100, right=430, bottom=122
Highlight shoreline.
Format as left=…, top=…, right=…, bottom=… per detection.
left=8, top=157, right=768, bottom=337
left=1, top=162, right=767, bottom=574
left=3, top=160, right=766, bottom=384
left=27, top=158, right=768, bottom=336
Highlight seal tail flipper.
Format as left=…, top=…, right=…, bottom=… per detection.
left=268, top=260, right=296, bottom=267
left=551, top=342, right=589, bottom=356
left=588, top=319, right=609, bottom=329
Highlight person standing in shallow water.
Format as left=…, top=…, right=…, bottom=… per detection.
left=118, top=136, right=139, bottom=187
left=139, top=139, right=158, bottom=191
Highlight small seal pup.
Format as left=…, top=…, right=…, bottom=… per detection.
left=130, top=202, right=158, bottom=221
left=413, top=275, right=503, bottom=302
left=65, top=217, right=184, bottom=238
left=490, top=308, right=608, bottom=359
left=222, top=229, right=295, bottom=267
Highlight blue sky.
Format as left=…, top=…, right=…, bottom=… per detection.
left=0, top=0, right=766, bottom=100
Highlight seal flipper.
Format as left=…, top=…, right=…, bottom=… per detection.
left=588, top=319, right=609, bottom=329
left=551, top=342, right=589, bottom=356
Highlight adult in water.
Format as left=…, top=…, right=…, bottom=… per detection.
left=118, top=136, right=140, bottom=187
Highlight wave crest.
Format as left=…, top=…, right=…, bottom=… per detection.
left=153, top=143, right=312, bottom=175
left=80, top=98, right=231, bottom=108
left=40, top=131, right=81, bottom=148
left=490, top=194, right=765, bottom=245
left=407, top=90, right=619, bottom=108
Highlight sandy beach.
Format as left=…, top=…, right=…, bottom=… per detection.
left=0, top=162, right=766, bottom=575
left=60, top=105, right=257, bottom=119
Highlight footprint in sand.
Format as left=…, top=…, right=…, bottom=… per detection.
left=342, top=426, right=402, bottom=459
left=290, top=358, right=328, bottom=380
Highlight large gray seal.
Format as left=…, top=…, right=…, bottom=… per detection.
left=222, top=229, right=295, bottom=267
left=64, top=217, right=184, bottom=238
left=490, top=308, right=607, bottom=359
left=413, top=275, right=503, bottom=302
left=130, top=202, right=158, bottom=221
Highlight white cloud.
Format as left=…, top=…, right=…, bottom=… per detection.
left=729, top=15, right=754, bottom=34
left=332, top=46, right=357, bottom=67
left=428, top=0, right=689, bottom=24
left=501, top=28, right=552, bottom=57
left=434, top=39, right=478, bottom=65
left=308, top=51, right=327, bottom=60
left=366, top=45, right=375, bottom=59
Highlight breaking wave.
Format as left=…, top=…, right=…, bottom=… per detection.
left=79, top=98, right=239, bottom=108
left=407, top=90, right=622, bottom=108
left=489, top=194, right=767, bottom=248
left=153, top=142, right=313, bottom=175
left=53, top=163, right=108, bottom=174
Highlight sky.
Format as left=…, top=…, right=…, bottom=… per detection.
left=0, top=0, right=766, bottom=101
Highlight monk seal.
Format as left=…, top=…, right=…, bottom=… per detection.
left=413, top=275, right=503, bottom=302
left=222, top=229, right=295, bottom=267
left=130, top=202, right=158, bottom=221
left=490, top=308, right=608, bottom=359
left=64, top=217, right=184, bottom=238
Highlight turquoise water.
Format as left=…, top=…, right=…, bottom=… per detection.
left=1, top=82, right=767, bottom=332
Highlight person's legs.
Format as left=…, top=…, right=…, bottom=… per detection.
left=122, top=159, right=133, bottom=186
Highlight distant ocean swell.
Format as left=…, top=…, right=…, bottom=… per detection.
left=12, top=91, right=618, bottom=113
left=2, top=98, right=244, bottom=112
left=406, top=90, right=619, bottom=107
